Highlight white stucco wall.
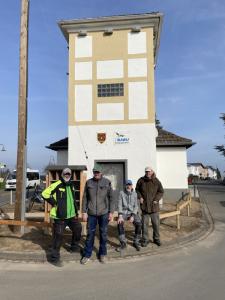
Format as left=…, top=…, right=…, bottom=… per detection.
left=68, top=123, right=157, bottom=183
left=128, top=81, right=148, bottom=120
left=97, top=60, right=124, bottom=79
left=75, top=85, right=92, bottom=121
left=97, top=103, right=124, bottom=121
left=75, top=36, right=92, bottom=58
left=75, top=62, right=92, bottom=80
left=57, top=150, right=68, bottom=165
left=128, top=32, right=146, bottom=54
left=156, top=147, right=188, bottom=189
left=128, top=58, right=147, bottom=77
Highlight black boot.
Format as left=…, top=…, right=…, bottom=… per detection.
left=141, top=240, right=150, bottom=247
left=133, top=242, right=141, bottom=251
left=50, top=258, right=63, bottom=267
left=153, top=239, right=161, bottom=246
left=116, top=241, right=127, bottom=252
left=70, top=244, right=80, bottom=253
left=49, top=251, right=63, bottom=267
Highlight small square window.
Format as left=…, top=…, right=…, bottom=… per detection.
left=97, top=83, right=124, bottom=97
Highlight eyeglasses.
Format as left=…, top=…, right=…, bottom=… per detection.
left=64, top=173, right=71, bottom=176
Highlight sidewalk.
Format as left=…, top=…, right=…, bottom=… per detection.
left=189, top=185, right=199, bottom=198
left=0, top=195, right=213, bottom=263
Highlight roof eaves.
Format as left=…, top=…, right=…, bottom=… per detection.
left=156, top=142, right=195, bottom=149
left=58, top=12, right=163, bottom=64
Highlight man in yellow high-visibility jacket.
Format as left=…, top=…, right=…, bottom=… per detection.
left=42, top=168, right=82, bottom=264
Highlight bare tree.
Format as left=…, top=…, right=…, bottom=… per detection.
left=215, top=113, right=225, bottom=156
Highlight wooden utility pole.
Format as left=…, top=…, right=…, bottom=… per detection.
left=14, top=0, right=29, bottom=233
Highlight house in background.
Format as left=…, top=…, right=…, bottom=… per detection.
left=206, top=166, right=217, bottom=180
left=187, top=163, right=217, bottom=180
left=46, top=12, right=195, bottom=202
left=187, top=163, right=207, bottom=179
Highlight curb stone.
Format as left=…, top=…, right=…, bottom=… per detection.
left=0, top=188, right=214, bottom=263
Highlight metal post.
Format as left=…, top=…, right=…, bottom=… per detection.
left=194, top=182, right=196, bottom=198
left=10, top=190, right=13, bottom=205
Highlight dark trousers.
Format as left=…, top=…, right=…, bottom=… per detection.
left=142, top=212, right=160, bottom=242
left=83, top=213, right=109, bottom=258
left=117, top=214, right=142, bottom=244
left=51, top=217, right=82, bottom=260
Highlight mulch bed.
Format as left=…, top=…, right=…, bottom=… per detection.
left=0, top=198, right=201, bottom=253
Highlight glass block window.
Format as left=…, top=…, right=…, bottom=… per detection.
left=97, top=83, right=124, bottom=97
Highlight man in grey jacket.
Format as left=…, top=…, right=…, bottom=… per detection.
left=117, top=180, right=142, bottom=252
left=81, top=165, right=114, bottom=264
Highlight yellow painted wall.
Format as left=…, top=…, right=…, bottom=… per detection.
left=68, top=28, right=155, bottom=125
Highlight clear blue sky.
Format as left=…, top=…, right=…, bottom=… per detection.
left=0, top=0, right=225, bottom=174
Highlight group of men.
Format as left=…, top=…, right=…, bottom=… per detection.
left=42, top=165, right=164, bottom=265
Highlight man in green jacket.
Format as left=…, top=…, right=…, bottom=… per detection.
left=136, top=166, right=164, bottom=247
left=42, top=168, right=82, bottom=264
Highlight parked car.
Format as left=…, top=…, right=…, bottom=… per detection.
left=5, top=168, right=40, bottom=190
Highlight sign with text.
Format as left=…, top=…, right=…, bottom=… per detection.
left=114, top=132, right=130, bottom=144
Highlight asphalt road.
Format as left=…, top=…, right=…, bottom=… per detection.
left=0, top=183, right=225, bottom=300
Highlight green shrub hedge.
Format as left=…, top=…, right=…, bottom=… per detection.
left=0, top=182, right=5, bottom=189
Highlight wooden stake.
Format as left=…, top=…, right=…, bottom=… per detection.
left=14, top=0, right=29, bottom=233
left=176, top=203, right=181, bottom=230
left=79, top=171, right=87, bottom=217
left=189, top=193, right=192, bottom=209
left=159, top=210, right=180, bottom=219
left=187, top=204, right=190, bottom=217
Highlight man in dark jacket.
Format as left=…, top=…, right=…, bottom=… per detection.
left=136, top=166, right=164, bottom=247
left=42, top=168, right=82, bottom=265
left=81, top=165, right=114, bottom=264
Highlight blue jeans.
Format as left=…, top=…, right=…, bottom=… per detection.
left=84, top=213, right=109, bottom=258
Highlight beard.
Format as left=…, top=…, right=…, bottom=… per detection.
left=63, top=176, right=71, bottom=183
